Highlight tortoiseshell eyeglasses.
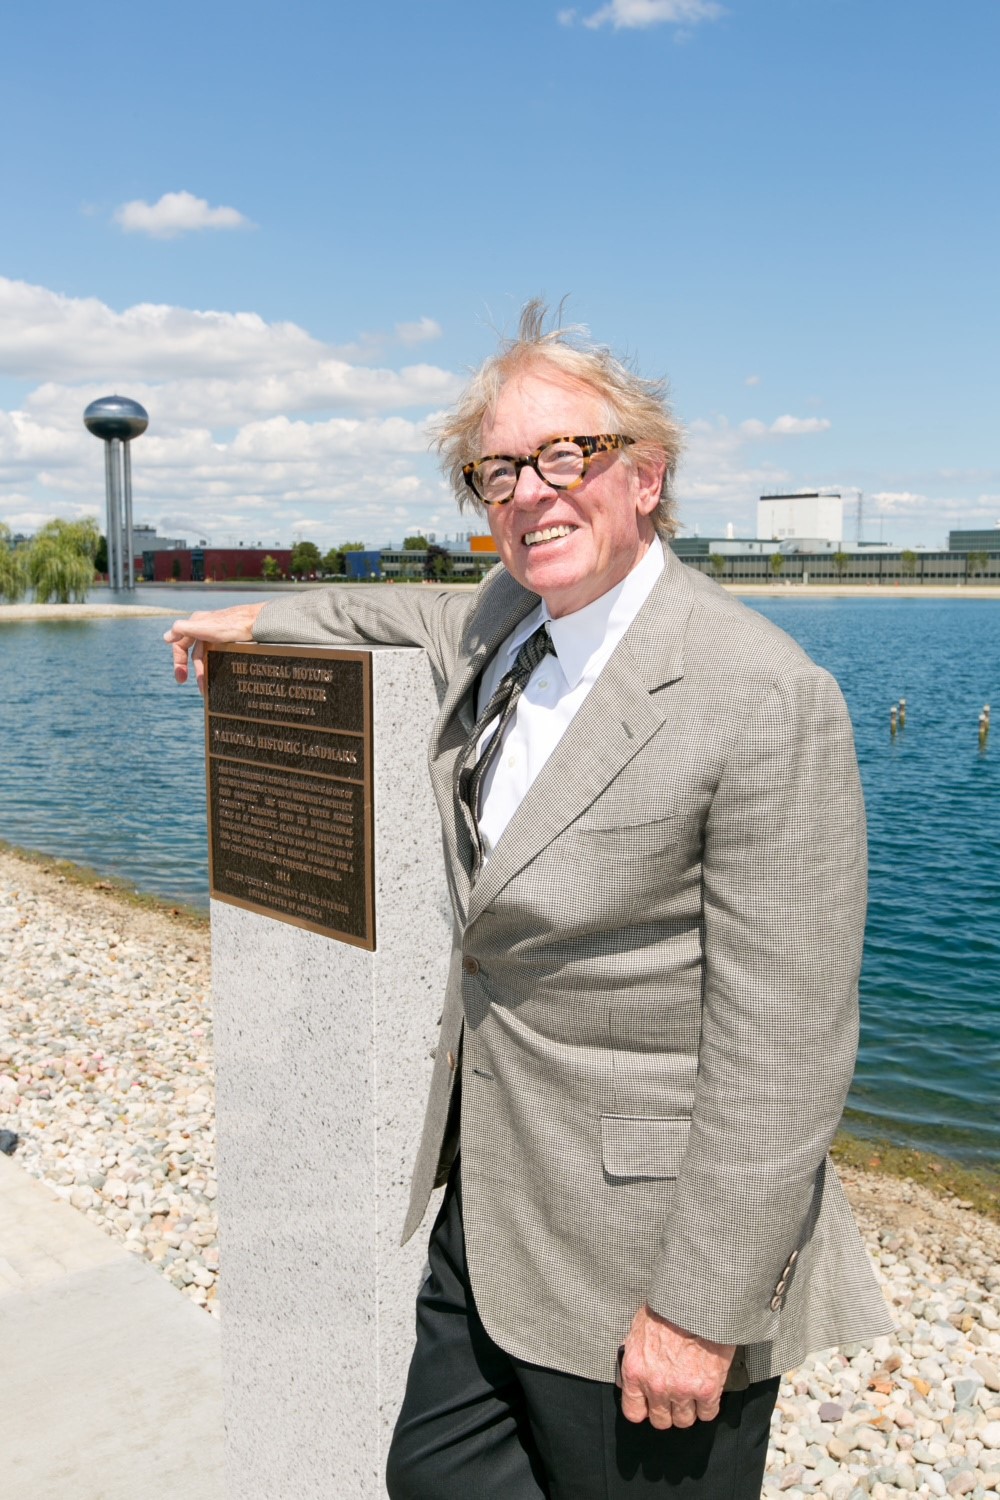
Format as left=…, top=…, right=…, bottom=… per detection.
left=462, top=434, right=634, bottom=507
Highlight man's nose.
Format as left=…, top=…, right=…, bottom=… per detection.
left=510, top=462, right=554, bottom=504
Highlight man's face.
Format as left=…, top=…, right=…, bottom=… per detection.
left=479, top=367, right=663, bottom=618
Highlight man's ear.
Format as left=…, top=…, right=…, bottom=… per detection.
left=635, top=451, right=667, bottom=518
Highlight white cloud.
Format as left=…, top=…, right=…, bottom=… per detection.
left=564, top=0, right=724, bottom=31
left=113, top=191, right=254, bottom=239
left=739, top=415, right=832, bottom=438
left=395, top=317, right=443, bottom=346
left=744, top=373, right=761, bottom=387
left=769, top=415, right=832, bottom=436
left=0, top=278, right=465, bottom=550
left=870, top=490, right=927, bottom=514
left=0, top=280, right=461, bottom=417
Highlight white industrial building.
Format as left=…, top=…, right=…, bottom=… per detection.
left=757, top=490, right=845, bottom=545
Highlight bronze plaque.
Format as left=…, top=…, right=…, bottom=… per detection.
left=205, top=645, right=375, bottom=949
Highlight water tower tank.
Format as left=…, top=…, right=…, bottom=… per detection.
left=83, top=395, right=149, bottom=443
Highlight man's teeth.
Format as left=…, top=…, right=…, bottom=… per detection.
left=525, top=525, right=574, bottom=546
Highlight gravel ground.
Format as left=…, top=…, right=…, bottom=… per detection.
left=1, top=848, right=998, bottom=1496
left=0, top=852, right=217, bottom=1312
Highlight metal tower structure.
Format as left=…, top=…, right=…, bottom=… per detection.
left=83, top=396, right=149, bottom=591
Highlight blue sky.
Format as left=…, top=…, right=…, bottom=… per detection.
left=1, top=0, right=997, bottom=551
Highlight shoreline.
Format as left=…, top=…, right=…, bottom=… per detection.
left=726, top=583, right=1000, bottom=599
left=2, top=579, right=999, bottom=623
left=0, top=837, right=995, bottom=1218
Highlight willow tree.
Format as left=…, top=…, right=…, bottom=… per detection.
left=0, top=522, right=28, bottom=602
left=27, top=518, right=100, bottom=603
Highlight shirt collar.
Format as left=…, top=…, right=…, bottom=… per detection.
left=500, top=541, right=665, bottom=685
left=542, top=540, right=665, bottom=688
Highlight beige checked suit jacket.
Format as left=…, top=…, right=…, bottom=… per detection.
left=254, top=542, right=894, bottom=1385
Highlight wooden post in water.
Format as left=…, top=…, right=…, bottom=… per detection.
left=898, top=697, right=907, bottom=729
left=980, top=709, right=990, bottom=750
left=890, top=704, right=898, bottom=737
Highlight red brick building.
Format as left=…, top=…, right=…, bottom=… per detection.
left=143, top=548, right=293, bottom=582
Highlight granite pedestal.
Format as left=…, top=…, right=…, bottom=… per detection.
left=211, top=647, right=451, bottom=1498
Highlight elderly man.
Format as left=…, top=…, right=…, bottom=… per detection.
left=167, top=305, right=891, bottom=1499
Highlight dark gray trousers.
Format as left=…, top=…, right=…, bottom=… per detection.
left=386, top=1171, right=779, bottom=1499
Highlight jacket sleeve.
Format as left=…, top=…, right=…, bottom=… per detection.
left=252, top=585, right=476, bottom=697
left=645, top=663, right=867, bottom=1346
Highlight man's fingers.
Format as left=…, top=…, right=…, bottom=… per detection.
left=666, top=1399, right=697, bottom=1429
left=171, top=637, right=194, bottom=683
left=619, top=1381, right=649, bottom=1426
left=622, top=1388, right=718, bottom=1430
left=644, top=1400, right=674, bottom=1430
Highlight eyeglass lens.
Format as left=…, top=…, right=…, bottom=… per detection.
left=476, top=441, right=586, bottom=504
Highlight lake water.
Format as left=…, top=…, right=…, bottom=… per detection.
left=1, top=587, right=998, bottom=1173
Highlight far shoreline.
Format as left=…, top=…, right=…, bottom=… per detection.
left=2, top=577, right=999, bottom=623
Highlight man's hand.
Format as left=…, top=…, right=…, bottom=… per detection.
left=163, top=604, right=264, bottom=692
left=618, top=1306, right=735, bottom=1430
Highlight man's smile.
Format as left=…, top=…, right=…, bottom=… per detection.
left=523, top=524, right=577, bottom=547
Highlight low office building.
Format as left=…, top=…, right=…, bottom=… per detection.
left=142, top=547, right=293, bottom=582
left=671, top=538, right=999, bottom=584
left=948, top=527, right=1000, bottom=553
left=376, top=539, right=499, bottom=580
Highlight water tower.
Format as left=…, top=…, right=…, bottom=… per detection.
left=83, top=396, right=149, bottom=591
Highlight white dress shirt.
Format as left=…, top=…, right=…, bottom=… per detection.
left=475, top=541, right=664, bottom=859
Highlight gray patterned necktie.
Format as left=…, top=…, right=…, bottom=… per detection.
left=458, top=623, right=555, bottom=879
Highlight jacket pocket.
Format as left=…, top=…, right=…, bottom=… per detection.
left=572, top=807, right=676, bottom=834
left=601, top=1115, right=691, bottom=1180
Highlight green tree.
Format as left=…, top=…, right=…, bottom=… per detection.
left=0, top=522, right=29, bottom=603
left=832, top=550, right=850, bottom=579
left=708, top=553, right=726, bottom=580
left=424, top=544, right=450, bottom=581
left=261, top=554, right=282, bottom=580
left=291, top=541, right=322, bottom=576
left=770, top=553, right=785, bottom=579
left=330, top=542, right=366, bottom=575
left=900, top=549, right=917, bottom=579
left=967, top=550, right=990, bottom=579
left=94, top=533, right=108, bottom=576
left=403, top=535, right=428, bottom=551
left=27, top=518, right=100, bottom=603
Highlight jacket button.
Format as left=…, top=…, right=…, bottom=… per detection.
left=770, top=1295, right=783, bottom=1312
left=775, top=1279, right=787, bottom=1295
left=446, top=1050, right=457, bottom=1071
left=462, top=956, right=480, bottom=975
left=787, top=1250, right=799, bottom=1265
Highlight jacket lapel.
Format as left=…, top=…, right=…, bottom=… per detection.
left=466, top=544, right=695, bottom=926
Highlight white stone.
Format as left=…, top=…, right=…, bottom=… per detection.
left=211, top=647, right=450, bottom=1500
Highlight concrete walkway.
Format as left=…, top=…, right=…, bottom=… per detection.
left=0, top=1154, right=223, bottom=1499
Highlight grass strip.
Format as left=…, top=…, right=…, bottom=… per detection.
left=833, top=1130, right=1000, bottom=1224
left=0, top=838, right=208, bottom=930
